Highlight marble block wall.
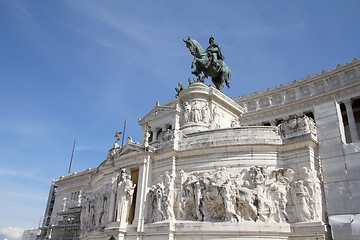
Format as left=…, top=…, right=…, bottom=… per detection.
left=314, top=101, right=360, bottom=240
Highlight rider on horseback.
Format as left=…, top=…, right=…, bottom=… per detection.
left=205, top=36, right=225, bottom=72
left=184, top=36, right=231, bottom=91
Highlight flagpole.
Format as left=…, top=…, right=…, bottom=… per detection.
left=121, top=118, right=127, bottom=147
left=68, top=138, right=76, bottom=175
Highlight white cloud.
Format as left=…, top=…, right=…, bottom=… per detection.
left=1, top=189, right=46, bottom=202
left=0, top=168, right=49, bottom=184
left=1, top=0, right=45, bottom=50
left=0, top=117, right=44, bottom=137
left=3, top=0, right=33, bottom=23
left=67, top=1, right=149, bottom=45
left=0, top=227, right=25, bottom=240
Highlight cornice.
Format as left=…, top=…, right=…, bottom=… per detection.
left=57, top=168, right=95, bottom=185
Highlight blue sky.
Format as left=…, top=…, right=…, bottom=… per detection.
left=0, top=0, right=359, bottom=238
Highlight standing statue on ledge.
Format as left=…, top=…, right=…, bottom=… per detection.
left=183, top=36, right=231, bottom=91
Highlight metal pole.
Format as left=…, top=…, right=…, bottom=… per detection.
left=121, top=118, right=127, bottom=147
left=68, top=138, right=76, bottom=175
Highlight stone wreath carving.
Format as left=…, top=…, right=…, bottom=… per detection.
left=148, top=166, right=322, bottom=224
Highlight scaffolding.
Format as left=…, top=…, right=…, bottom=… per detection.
left=37, top=206, right=82, bottom=240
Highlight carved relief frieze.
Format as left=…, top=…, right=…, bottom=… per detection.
left=80, top=168, right=135, bottom=232
left=328, top=75, right=341, bottom=88
left=231, top=117, right=241, bottom=127
left=259, top=97, right=270, bottom=108
left=147, top=171, right=175, bottom=223
left=246, top=100, right=257, bottom=112
left=181, top=100, right=222, bottom=129
left=147, top=166, right=323, bottom=224
left=235, top=61, right=360, bottom=118
left=202, top=103, right=211, bottom=125
left=210, top=105, right=222, bottom=129
left=285, top=89, right=296, bottom=103
left=299, top=86, right=311, bottom=98
left=80, top=183, right=112, bottom=231
left=110, top=169, right=136, bottom=223
left=271, top=93, right=283, bottom=106
left=158, top=129, right=175, bottom=143
left=345, top=69, right=357, bottom=83
left=182, top=101, right=210, bottom=125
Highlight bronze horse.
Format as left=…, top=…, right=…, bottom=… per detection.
left=184, top=37, right=231, bottom=91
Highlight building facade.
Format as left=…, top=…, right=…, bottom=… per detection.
left=27, top=59, right=360, bottom=240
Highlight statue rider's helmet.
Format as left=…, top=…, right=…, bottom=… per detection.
left=209, top=35, right=215, bottom=45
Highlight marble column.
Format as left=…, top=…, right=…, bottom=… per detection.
left=133, top=155, right=151, bottom=232
left=141, top=125, right=146, bottom=145
left=344, top=99, right=359, bottom=142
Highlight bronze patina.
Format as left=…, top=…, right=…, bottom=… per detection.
left=184, top=36, right=231, bottom=91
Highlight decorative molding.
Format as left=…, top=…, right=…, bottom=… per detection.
left=234, top=60, right=360, bottom=124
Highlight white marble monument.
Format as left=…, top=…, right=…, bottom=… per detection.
left=32, top=58, right=360, bottom=240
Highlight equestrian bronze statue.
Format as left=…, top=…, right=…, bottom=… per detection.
left=184, top=36, right=231, bottom=91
